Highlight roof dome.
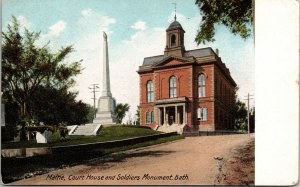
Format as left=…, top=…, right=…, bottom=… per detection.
left=167, top=20, right=184, bottom=31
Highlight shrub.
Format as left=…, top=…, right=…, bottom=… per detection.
left=52, top=131, right=60, bottom=141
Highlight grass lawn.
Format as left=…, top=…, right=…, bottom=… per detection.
left=2, top=125, right=161, bottom=149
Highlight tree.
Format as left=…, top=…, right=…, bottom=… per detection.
left=135, top=105, right=140, bottom=125
left=115, top=103, right=130, bottom=124
left=1, top=101, right=19, bottom=141
left=2, top=16, right=82, bottom=119
left=233, top=99, right=248, bottom=131
left=195, top=0, right=253, bottom=44
left=30, top=86, right=94, bottom=125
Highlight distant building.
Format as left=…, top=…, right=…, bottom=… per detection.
left=137, top=18, right=236, bottom=132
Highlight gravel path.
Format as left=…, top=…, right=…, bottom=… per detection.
left=12, top=134, right=253, bottom=185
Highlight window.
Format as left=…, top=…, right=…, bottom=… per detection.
left=151, top=111, right=154, bottom=123
left=198, top=74, right=206, bottom=97
left=146, top=81, right=154, bottom=102
left=146, top=112, right=151, bottom=124
left=228, top=90, right=231, bottom=105
left=227, top=88, right=229, bottom=104
left=171, top=34, right=176, bottom=46
left=197, top=107, right=207, bottom=121
left=216, top=79, right=218, bottom=98
left=169, top=76, right=177, bottom=98
left=224, top=86, right=227, bottom=104
left=220, top=81, right=223, bottom=102
left=146, top=111, right=154, bottom=124
left=217, top=108, right=220, bottom=123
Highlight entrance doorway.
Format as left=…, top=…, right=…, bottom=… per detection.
left=167, top=107, right=175, bottom=125
left=160, top=108, right=164, bottom=126
left=178, top=106, right=183, bottom=124
left=157, top=105, right=186, bottom=126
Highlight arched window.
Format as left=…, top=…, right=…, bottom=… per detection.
left=146, top=81, right=154, bottom=102
left=171, top=34, right=176, bottom=46
left=169, top=76, right=177, bottom=98
left=198, top=74, right=206, bottom=97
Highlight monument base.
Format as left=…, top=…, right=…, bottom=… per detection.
left=93, top=96, right=116, bottom=125
left=93, top=112, right=116, bottom=125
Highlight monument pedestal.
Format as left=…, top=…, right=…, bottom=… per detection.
left=93, top=112, right=116, bottom=124
left=93, top=96, right=116, bottom=125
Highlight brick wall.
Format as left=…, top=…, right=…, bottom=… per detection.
left=139, top=60, right=236, bottom=131
left=140, top=73, right=155, bottom=127
left=193, top=64, right=215, bottom=130
left=213, top=64, right=236, bottom=130
left=155, top=63, right=193, bottom=100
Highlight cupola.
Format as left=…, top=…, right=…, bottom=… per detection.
left=164, top=18, right=185, bottom=57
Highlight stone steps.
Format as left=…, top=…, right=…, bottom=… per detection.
left=156, top=124, right=185, bottom=134
left=70, top=123, right=102, bottom=136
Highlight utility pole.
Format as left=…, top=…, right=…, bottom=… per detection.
left=89, top=84, right=99, bottom=119
left=244, top=93, right=254, bottom=134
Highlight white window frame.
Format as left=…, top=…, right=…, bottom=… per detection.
left=146, top=81, right=154, bottom=102
left=198, top=107, right=207, bottom=121
left=169, top=76, right=177, bottom=98
left=198, top=74, right=206, bottom=98
left=146, top=112, right=151, bottom=124
left=197, top=108, right=201, bottom=120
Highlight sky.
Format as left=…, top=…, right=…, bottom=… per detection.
left=2, top=0, right=254, bottom=123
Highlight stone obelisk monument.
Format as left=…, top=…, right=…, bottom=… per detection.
left=93, top=32, right=116, bottom=125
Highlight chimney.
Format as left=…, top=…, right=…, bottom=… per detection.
left=215, top=48, right=219, bottom=56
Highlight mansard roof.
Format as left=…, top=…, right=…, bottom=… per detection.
left=143, top=55, right=164, bottom=66
left=142, top=47, right=214, bottom=66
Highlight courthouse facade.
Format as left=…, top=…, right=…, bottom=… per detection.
left=137, top=19, right=237, bottom=131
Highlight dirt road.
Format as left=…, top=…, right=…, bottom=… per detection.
left=12, top=134, right=254, bottom=185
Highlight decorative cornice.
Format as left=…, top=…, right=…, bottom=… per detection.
left=153, top=55, right=193, bottom=67
left=138, top=56, right=195, bottom=73
left=155, top=96, right=188, bottom=105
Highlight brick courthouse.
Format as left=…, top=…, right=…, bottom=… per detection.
left=137, top=19, right=236, bottom=132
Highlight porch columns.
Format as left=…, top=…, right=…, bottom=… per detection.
left=183, top=104, right=187, bottom=124
left=157, top=107, right=161, bottom=126
left=156, top=107, right=160, bottom=126
left=184, top=105, right=187, bottom=124
left=175, top=105, right=178, bottom=124
left=163, top=107, right=167, bottom=125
